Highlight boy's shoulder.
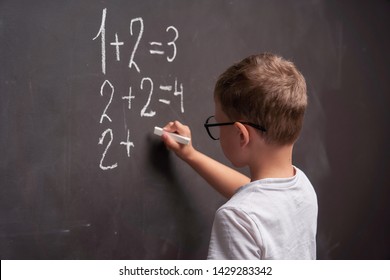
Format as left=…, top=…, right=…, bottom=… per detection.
left=217, top=167, right=317, bottom=217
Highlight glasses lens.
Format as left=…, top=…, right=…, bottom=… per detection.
left=207, top=116, right=220, bottom=140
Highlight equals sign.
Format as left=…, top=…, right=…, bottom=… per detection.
left=158, top=85, right=172, bottom=104
left=149, top=42, right=164, bottom=55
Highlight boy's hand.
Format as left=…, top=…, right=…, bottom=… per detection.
left=161, top=121, right=195, bottom=161
left=161, top=120, right=249, bottom=199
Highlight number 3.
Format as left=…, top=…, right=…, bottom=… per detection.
left=166, top=26, right=178, bottom=62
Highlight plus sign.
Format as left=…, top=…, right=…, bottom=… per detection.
left=120, top=129, right=134, bottom=157
left=110, top=33, right=124, bottom=61
left=122, top=86, right=135, bottom=109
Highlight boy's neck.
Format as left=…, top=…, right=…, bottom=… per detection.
left=249, top=143, right=295, bottom=181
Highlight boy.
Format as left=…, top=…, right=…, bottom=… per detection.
left=160, top=53, right=318, bottom=259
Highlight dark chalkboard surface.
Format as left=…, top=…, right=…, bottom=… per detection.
left=1, top=0, right=389, bottom=259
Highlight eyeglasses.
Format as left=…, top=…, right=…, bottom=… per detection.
left=204, top=115, right=266, bottom=140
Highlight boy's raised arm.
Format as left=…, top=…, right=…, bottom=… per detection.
left=161, top=121, right=250, bottom=199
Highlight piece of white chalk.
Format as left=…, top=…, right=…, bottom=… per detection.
left=154, top=126, right=191, bottom=145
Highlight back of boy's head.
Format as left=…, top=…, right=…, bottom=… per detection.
left=214, top=53, right=307, bottom=145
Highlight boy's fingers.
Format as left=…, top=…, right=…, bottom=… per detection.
left=163, top=121, right=175, bottom=132
left=162, top=121, right=190, bottom=138
left=172, top=121, right=191, bottom=137
left=162, top=132, right=180, bottom=150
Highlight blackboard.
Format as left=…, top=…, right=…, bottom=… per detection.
left=1, top=0, right=389, bottom=259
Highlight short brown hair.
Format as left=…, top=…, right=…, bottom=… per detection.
left=214, top=53, right=307, bottom=145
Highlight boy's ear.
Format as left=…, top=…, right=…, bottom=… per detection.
left=234, top=122, right=250, bottom=148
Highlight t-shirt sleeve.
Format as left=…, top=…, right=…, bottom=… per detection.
left=207, top=207, right=262, bottom=259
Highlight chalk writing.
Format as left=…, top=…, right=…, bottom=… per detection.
left=122, top=86, right=135, bottom=110
left=173, top=78, right=184, bottom=113
left=99, top=80, right=114, bottom=124
left=166, top=26, right=179, bottom=62
left=110, top=33, right=123, bottom=61
left=120, top=129, right=134, bottom=157
left=92, top=8, right=107, bottom=74
left=128, top=17, right=143, bottom=73
left=140, top=77, right=155, bottom=117
left=98, top=128, right=118, bottom=170
left=93, top=8, right=184, bottom=170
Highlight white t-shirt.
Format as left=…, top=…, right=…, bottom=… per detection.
left=207, top=167, right=318, bottom=260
